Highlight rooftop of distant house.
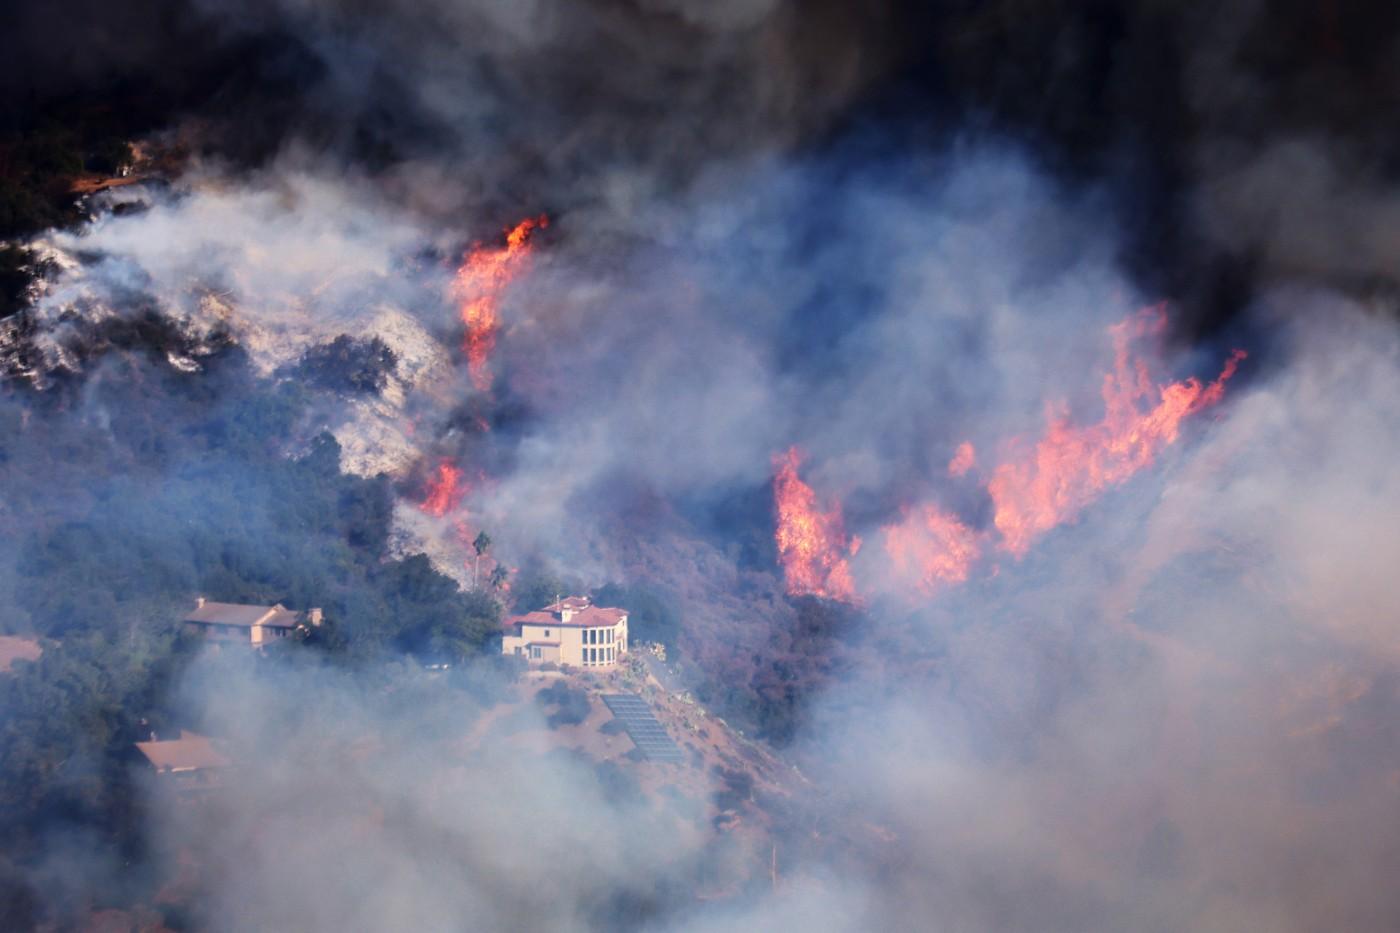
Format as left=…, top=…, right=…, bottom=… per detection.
left=135, top=731, right=229, bottom=773
left=184, top=598, right=318, bottom=629
left=503, top=595, right=627, bottom=631
left=543, top=596, right=592, bottom=613
left=0, top=635, right=42, bottom=673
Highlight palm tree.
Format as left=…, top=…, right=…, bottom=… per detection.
left=472, top=531, right=492, bottom=590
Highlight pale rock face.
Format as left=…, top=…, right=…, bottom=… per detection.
left=331, top=393, right=422, bottom=479
left=12, top=175, right=474, bottom=588
left=328, top=305, right=454, bottom=479
left=15, top=218, right=455, bottom=481
left=389, top=500, right=473, bottom=588
left=1, top=235, right=122, bottom=386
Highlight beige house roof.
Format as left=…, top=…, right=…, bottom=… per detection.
left=184, top=601, right=300, bottom=629
left=135, top=731, right=229, bottom=772
left=0, top=635, right=42, bottom=673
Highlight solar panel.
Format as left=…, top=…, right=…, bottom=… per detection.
left=601, top=693, right=684, bottom=762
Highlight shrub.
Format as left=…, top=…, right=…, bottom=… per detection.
left=295, top=335, right=397, bottom=394
left=535, top=681, right=590, bottom=728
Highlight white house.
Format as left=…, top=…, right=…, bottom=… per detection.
left=501, top=596, right=628, bottom=668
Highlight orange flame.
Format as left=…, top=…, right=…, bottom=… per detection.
left=420, top=460, right=466, bottom=517
left=454, top=215, right=547, bottom=392
left=771, top=307, right=1246, bottom=604
left=772, top=447, right=859, bottom=602
left=882, top=503, right=981, bottom=595
left=986, top=306, right=1247, bottom=556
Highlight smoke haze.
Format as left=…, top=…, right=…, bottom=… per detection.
left=3, top=1, right=1400, bottom=931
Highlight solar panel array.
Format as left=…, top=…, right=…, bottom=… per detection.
left=601, top=693, right=684, bottom=763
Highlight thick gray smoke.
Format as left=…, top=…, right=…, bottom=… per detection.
left=7, top=1, right=1400, bottom=930
left=789, top=301, right=1400, bottom=932
left=40, top=144, right=1393, bottom=931
left=150, top=659, right=725, bottom=932
left=130, top=293, right=1400, bottom=932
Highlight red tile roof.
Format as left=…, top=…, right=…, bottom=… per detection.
left=568, top=606, right=627, bottom=626
left=543, top=596, right=592, bottom=612
left=502, top=601, right=627, bottom=631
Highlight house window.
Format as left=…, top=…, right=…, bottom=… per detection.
left=544, top=629, right=550, bottom=637
left=530, top=646, right=541, bottom=659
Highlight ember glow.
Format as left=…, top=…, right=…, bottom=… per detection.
left=772, top=447, right=860, bottom=602
left=986, top=307, right=1247, bottom=555
left=454, top=215, right=548, bottom=392
left=419, top=460, right=466, bottom=517
left=882, top=503, right=981, bottom=595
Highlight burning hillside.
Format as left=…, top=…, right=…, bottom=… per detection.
left=772, top=307, right=1246, bottom=604
left=772, top=447, right=860, bottom=603
left=2, top=2, right=1400, bottom=932
left=455, top=215, right=548, bottom=393
left=985, top=308, right=1246, bottom=557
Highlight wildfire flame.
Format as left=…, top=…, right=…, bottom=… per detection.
left=770, top=307, right=1246, bottom=603
left=419, top=460, right=466, bottom=517
left=417, top=459, right=504, bottom=588
left=772, top=447, right=860, bottom=602
left=454, top=215, right=548, bottom=392
left=882, top=503, right=981, bottom=595
left=986, top=306, right=1246, bottom=556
